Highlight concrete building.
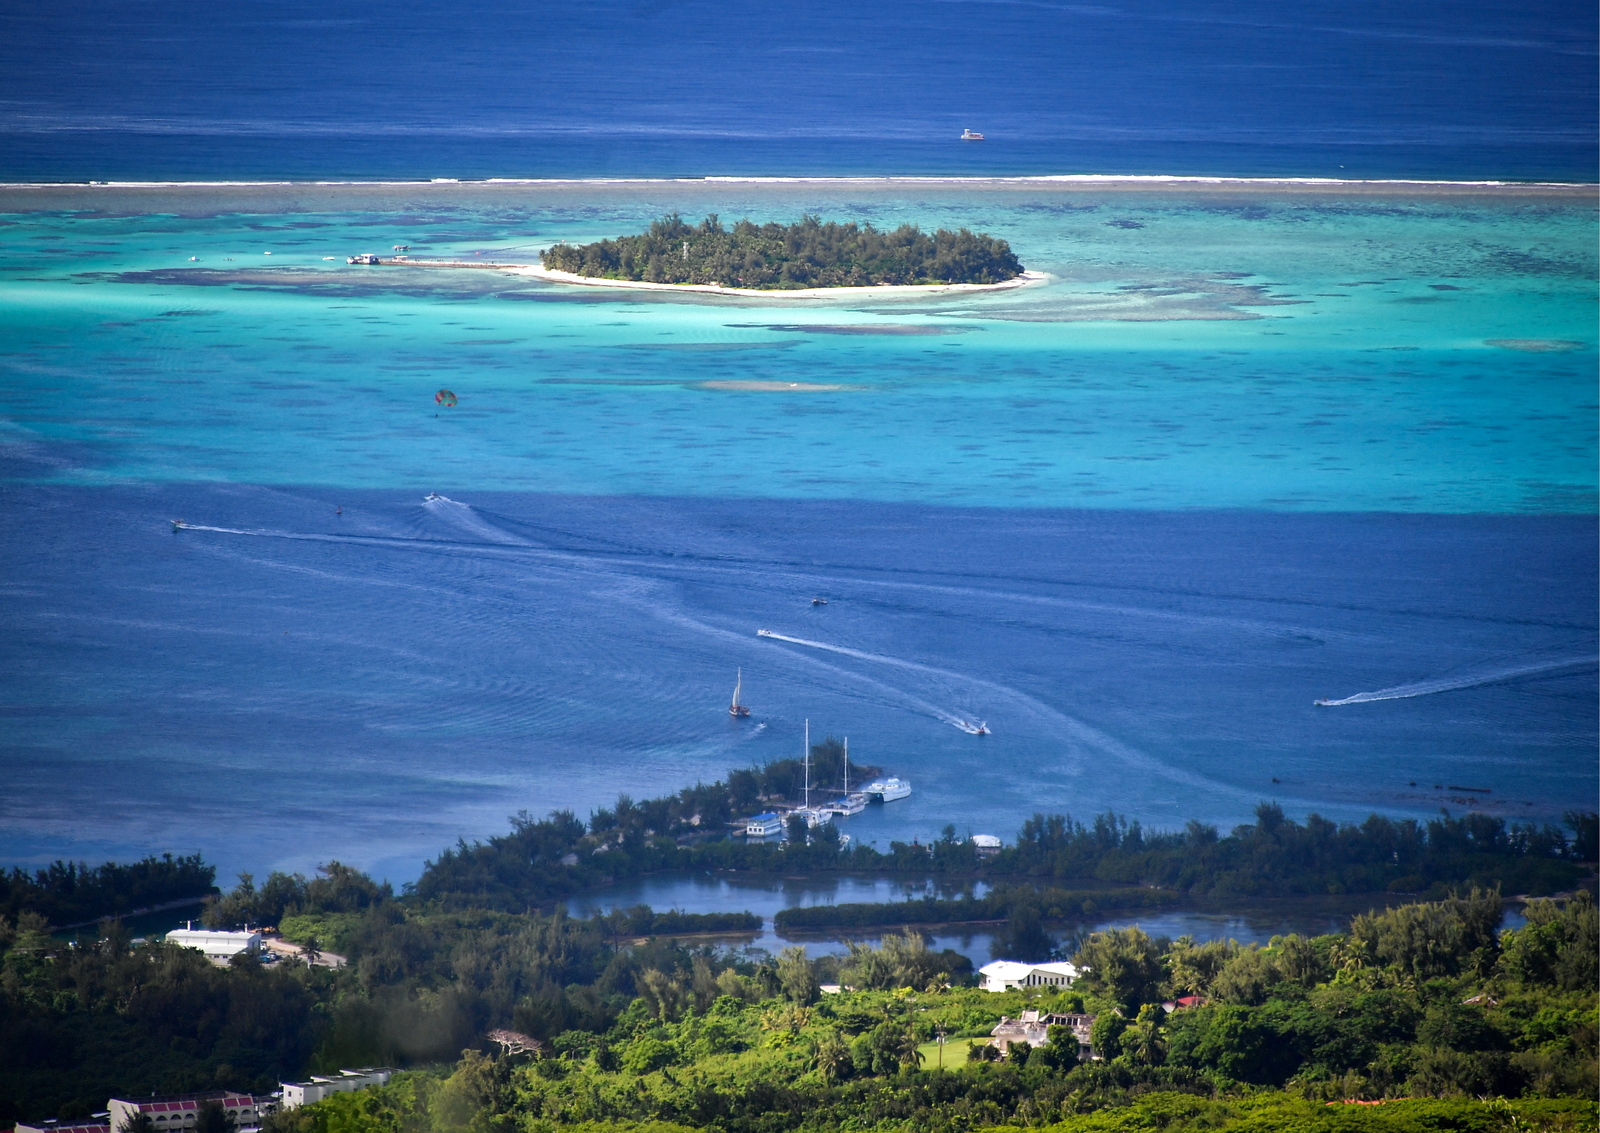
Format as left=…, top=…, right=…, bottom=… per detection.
left=163, top=924, right=262, bottom=964
left=107, top=1092, right=270, bottom=1133
left=988, top=1009, right=1097, bottom=1059
left=279, top=1068, right=393, bottom=1110
left=978, top=959, right=1080, bottom=992
left=15, top=1118, right=111, bottom=1133
left=744, top=813, right=782, bottom=837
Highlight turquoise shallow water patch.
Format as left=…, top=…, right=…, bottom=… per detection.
left=1, top=183, right=1594, bottom=511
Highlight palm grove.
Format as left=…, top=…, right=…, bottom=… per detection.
left=538, top=214, right=1025, bottom=288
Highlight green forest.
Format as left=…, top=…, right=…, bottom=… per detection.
left=538, top=214, right=1024, bottom=288
left=1, top=853, right=214, bottom=926
left=405, top=743, right=1596, bottom=915
left=1, top=748, right=1594, bottom=1131
left=2, top=878, right=1595, bottom=1131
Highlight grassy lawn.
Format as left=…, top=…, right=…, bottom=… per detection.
left=916, top=1038, right=986, bottom=1071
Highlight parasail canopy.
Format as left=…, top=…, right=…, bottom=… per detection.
left=435, top=389, right=458, bottom=407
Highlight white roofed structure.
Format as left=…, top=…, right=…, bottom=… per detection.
left=979, top=959, right=1080, bottom=992
left=164, top=924, right=261, bottom=963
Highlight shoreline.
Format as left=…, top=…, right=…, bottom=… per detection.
left=513, top=263, right=1050, bottom=298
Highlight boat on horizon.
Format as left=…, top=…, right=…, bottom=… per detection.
left=729, top=668, right=752, bottom=718
left=960, top=129, right=985, bottom=141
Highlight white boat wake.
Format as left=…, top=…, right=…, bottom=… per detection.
left=752, top=627, right=1256, bottom=800
left=420, top=495, right=531, bottom=546
left=1315, top=657, right=1597, bottom=706
left=757, top=629, right=989, bottom=733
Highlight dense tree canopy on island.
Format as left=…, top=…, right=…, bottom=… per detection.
left=539, top=214, right=1025, bottom=288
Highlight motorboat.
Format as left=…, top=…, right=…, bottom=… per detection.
left=953, top=719, right=990, bottom=735
left=960, top=129, right=985, bottom=141
left=862, top=777, right=912, bottom=802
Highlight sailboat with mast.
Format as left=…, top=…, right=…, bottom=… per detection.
left=793, top=719, right=833, bottom=828
left=729, top=668, right=751, bottom=718
left=828, top=736, right=868, bottom=815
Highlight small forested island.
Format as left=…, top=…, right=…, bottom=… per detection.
left=539, top=213, right=1025, bottom=289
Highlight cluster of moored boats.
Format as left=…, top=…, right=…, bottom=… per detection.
left=728, top=675, right=922, bottom=840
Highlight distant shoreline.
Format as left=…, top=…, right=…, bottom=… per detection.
left=1, top=175, right=1595, bottom=190
left=0, top=176, right=1593, bottom=209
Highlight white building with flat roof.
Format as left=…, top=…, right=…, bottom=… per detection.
left=164, top=924, right=261, bottom=963
left=979, top=959, right=1080, bottom=993
left=280, top=1068, right=393, bottom=1110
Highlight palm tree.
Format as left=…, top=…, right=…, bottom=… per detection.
left=811, top=1029, right=850, bottom=1083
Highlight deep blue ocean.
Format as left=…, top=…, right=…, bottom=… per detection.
left=0, top=0, right=1595, bottom=929
left=0, top=0, right=1596, bottom=182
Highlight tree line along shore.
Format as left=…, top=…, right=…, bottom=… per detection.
left=1, top=747, right=1594, bottom=1130
left=538, top=214, right=1025, bottom=289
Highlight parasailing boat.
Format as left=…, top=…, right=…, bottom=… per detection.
left=729, top=668, right=752, bottom=717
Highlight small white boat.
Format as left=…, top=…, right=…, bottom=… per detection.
left=793, top=806, right=834, bottom=828
left=826, top=793, right=868, bottom=816
left=961, top=129, right=985, bottom=141
left=862, top=777, right=912, bottom=802
left=953, top=719, right=990, bottom=735
left=729, top=668, right=751, bottom=718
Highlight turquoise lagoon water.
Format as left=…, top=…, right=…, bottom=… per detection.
left=4, top=183, right=1595, bottom=511
left=0, top=182, right=1595, bottom=888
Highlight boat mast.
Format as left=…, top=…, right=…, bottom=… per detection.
left=733, top=667, right=742, bottom=709
left=843, top=737, right=849, bottom=793
left=800, top=720, right=812, bottom=809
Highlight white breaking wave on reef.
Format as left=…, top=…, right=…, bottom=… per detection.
left=1315, top=657, right=1598, bottom=706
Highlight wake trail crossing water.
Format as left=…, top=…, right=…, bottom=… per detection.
left=1315, top=657, right=1599, bottom=706
left=755, top=629, right=1262, bottom=800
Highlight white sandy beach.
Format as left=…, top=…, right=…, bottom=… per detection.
left=510, top=264, right=1049, bottom=298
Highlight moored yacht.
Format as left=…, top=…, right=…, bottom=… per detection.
left=824, top=736, right=868, bottom=814
left=862, top=777, right=912, bottom=802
